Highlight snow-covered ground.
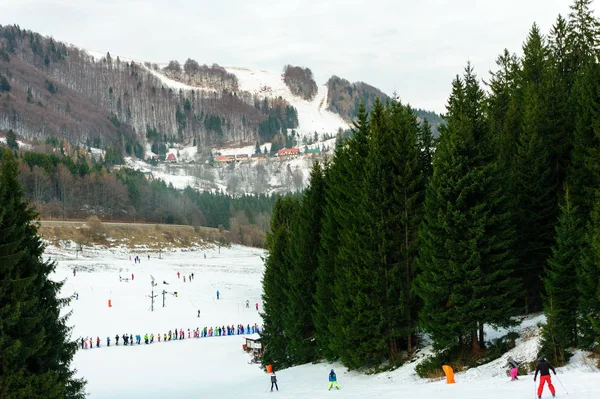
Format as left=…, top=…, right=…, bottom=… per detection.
left=225, top=67, right=349, bottom=140
left=48, top=243, right=600, bottom=399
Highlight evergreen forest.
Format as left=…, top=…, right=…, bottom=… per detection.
left=260, top=0, right=600, bottom=372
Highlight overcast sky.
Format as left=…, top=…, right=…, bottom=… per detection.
left=0, top=0, right=586, bottom=113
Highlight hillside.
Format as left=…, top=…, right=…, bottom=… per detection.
left=0, top=24, right=440, bottom=155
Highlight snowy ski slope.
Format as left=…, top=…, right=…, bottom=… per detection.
left=48, top=243, right=600, bottom=398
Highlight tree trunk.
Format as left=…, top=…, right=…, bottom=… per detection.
left=471, top=329, right=481, bottom=356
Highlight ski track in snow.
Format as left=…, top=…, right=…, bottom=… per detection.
left=50, top=244, right=600, bottom=398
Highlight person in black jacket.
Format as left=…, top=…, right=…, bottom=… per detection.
left=270, top=372, right=278, bottom=392
left=534, top=357, right=556, bottom=398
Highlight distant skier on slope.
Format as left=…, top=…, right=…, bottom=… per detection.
left=328, top=369, right=340, bottom=390
left=270, top=372, right=279, bottom=392
left=534, top=357, right=556, bottom=399
left=504, top=355, right=519, bottom=380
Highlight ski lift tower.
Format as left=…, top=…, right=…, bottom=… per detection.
left=148, top=275, right=158, bottom=311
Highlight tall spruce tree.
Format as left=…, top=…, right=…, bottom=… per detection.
left=261, top=195, right=299, bottom=370
left=330, top=99, right=424, bottom=368
left=512, top=25, right=560, bottom=313
left=415, top=65, right=519, bottom=355
left=578, top=192, right=600, bottom=348
left=541, top=189, right=581, bottom=365
left=566, top=0, right=600, bottom=220
left=314, top=103, right=370, bottom=360
left=0, top=150, right=85, bottom=398
left=285, top=162, right=326, bottom=364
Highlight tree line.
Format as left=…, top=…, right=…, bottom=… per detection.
left=0, top=146, right=277, bottom=246
left=261, top=0, right=600, bottom=372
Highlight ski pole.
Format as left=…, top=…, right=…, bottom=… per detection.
left=534, top=378, right=537, bottom=399
left=554, top=374, right=569, bottom=395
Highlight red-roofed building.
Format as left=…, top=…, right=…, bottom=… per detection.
left=277, top=148, right=299, bottom=158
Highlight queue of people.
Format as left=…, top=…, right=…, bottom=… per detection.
left=78, top=323, right=264, bottom=351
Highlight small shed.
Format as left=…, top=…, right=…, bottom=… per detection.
left=243, top=337, right=263, bottom=354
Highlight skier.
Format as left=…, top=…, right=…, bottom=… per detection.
left=204, top=253, right=206, bottom=259
left=150, top=334, right=154, bottom=343
left=107, top=336, right=110, bottom=347
left=191, top=273, right=194, bottom=279
left=96, top=336, right=100, bottom=348
left=75, top=292, right=78, bottom=300
left=256, top=302, right=259, bottom=311
left=131, top=273, right=134, bottom=281
left=504, top=355, right=519, bottom=380
left=158, top=333, right=161, bottom=342
left=73, top=267, right=76, bottom=277
left=188, top=329, right=191, bottom=339
left=270, top=372, right=279, bottom=392
left=197, top=309, right=201, bottom=318
left=177, top=271, right=180, bottom=279
left=81, top=338, right=84, bottom=349
left=144, top=333, right=149, bottom=344
left=328, top=369, right=340, bottom=390
left=115, top=334, right=119, bottom=345
left=89, top=338, right=93, bottom=349
left=175, top=328, right=178, bottom=340
left=534, top=357, right=556, bottom=399
left=183, top=276, right=186, bottom=283
left=129, top=334, right=133, bottom=345
left=216, top=290, right=220, bottom=300
left=246, top=300, right=250, bottom=308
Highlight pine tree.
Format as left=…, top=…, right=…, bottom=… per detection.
left=578, top=192, right=600, bottom=348
left=285, top=162, right=325, bottom=364
left=314, top=103, right=370, bottom=360
left=566, top=0, right=600, bottom=220
left=512, top=25, right=560, bottom=313
left=415, top=65, right=519, bottom=355
left=261, top=195, right=299, bottom=370
left=6, top=129, right=18, bottom=151
left=541, top=189, right=581, bottom=365
left=0, top=150, right=86, bottom=398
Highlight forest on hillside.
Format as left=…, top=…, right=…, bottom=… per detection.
left=261, top=0, right=600, bottom=375
left=0, top=145, right=276, bottom=247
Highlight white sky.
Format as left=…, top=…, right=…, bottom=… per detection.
left=0, top=0, right=585, bottom=113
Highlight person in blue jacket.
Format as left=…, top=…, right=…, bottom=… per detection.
left=328, top=369, right=340, bottom=390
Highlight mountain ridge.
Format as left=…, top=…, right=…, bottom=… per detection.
left=0, top=24, right=443, bottom=156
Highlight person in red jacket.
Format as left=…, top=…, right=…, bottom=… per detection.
left=534, top=357, right=556, bottom=398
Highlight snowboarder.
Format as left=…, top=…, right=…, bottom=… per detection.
left=504, top=355, right=519, bottom=380
left=216, top=290, right=220, bottom=300
left=328, top=369, right=340, bottom=390
left=270, top=372, right=279, bottom=392
left=534, top=357, right=556, bottom=399
left=197, top=309, right=201, bottom=318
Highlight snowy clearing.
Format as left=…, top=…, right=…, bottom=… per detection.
left=48, top=243, right=600, bottom=398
